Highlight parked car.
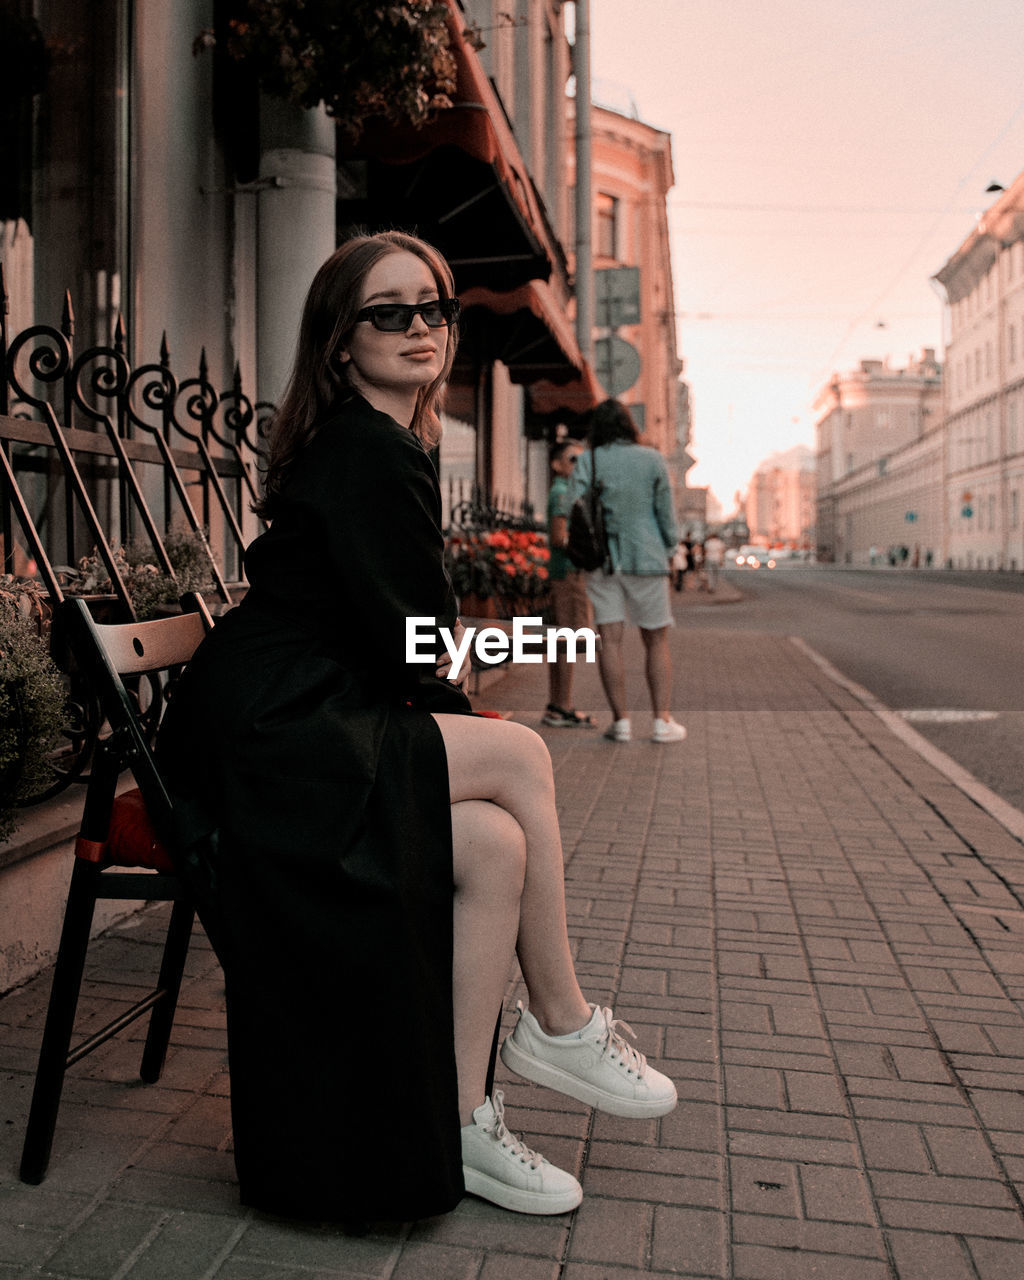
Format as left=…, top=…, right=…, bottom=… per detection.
left=733, top=545, right=776, bottom=568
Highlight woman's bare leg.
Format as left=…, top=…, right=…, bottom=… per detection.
left=639, top=624, right=672, bottom=720
left=451, top=799, right=526, bottom=1123
left=595, top=621, right=627, bottom=720
left=435, top=714, right=591, bottom=1056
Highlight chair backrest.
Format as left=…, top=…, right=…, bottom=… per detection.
left=58, top=594, right=223, bottom=942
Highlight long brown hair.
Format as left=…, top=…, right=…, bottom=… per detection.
left=588, top=398, right=641, bottom=448
left=255, top=230, right=459, bottom=519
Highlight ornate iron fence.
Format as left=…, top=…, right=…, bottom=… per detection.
left=444, top=477, right=541, bottom=535
left=0, top=264, right=270, bottom=616
left=0, top=264, right=270, bottom=811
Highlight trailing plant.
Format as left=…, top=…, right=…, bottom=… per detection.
left=59, top=529, right=218, bottom=621
left=195, top=0, right=457, bottom=140
left=0, top=577, right=65, bottom=842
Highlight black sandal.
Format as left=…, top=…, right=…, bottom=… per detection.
left=542, top=704, right=595, bottom=727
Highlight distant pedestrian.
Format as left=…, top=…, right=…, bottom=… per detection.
left=569, top=399, right=686, bottom=744
left=542, top=439, right=594, bottom=728
left=670, top=542, right=686, bottom=591
left=703, top=533, right=725, bottom=592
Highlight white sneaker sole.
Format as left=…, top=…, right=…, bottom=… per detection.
left=462, top=1165, right=582, bottom=1215
left=500, top=1036, right=678, bottom=1118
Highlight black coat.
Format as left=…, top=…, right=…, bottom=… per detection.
left=158, top=394, right=472, bottom=1221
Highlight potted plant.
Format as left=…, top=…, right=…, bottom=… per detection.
left=59, top=528, right=218, bottom=622
left=0, top=577, right=66, bottom=842
left=444, top=529, right=550, bottom=619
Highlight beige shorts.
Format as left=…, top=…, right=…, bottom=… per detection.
left=549, top=572, right=593, bottom=629
left=585, top=571, right=673, bottom=630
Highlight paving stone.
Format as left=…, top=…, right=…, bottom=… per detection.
left=966, top=1236, right=1024, bottom=1279
left=885, top=1229, right=977, bottom=1280
left=565, top=1195, right=652, bottom=1267
left=650, top=1204, right=727, bottom=1278
left=731, top=1242, right=891, bottom=1279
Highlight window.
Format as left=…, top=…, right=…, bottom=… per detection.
left=1012, top=490, right=1020, bottom=528
left=595, top=192, right=619, bottom=260
left=1010, top=323, right=1018, bottom=363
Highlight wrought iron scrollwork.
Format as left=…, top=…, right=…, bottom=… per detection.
left=1, top=278, right=272, bottom=808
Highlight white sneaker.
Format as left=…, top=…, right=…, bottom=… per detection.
left=460, top=1091, right=583, bottom=1215
left=500, top=1003, right=678, bottom=1119
left=652, top=717, right=687, bottom=743
left=603, top=717, right=632, bottom=742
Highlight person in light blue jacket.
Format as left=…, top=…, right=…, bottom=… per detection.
left=569, top=400, right=687, bottom=744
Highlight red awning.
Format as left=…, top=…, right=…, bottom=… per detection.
left=525, top=365, right=605, bottom=424
left=458, top=280, right=585, bottom=383
left=347, top=0, right=567, bottom=290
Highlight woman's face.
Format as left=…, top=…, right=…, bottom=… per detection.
left=338, top=251, right=451, bottom=417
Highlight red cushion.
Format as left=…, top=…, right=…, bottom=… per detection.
left=74, top=788, right=175, bottom=872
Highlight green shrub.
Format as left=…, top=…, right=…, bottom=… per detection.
left=0, top=579, right=66, bottom=842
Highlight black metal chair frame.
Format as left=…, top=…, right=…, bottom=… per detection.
left=19, top=593, right=215, bottom=1185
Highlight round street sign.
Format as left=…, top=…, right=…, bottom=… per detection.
left=594, top=335, right=642, bottom=395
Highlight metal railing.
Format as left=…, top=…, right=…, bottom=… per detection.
left=1, top=265, right=271, bottom=810
left=1, top=265, right=270, bottom=618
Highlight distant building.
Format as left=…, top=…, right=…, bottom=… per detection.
left=933, top=174, right=1024, bottom=570
left=745, top=445, right=816, bottom=548
left=568, top=98, right=685, bottom=463
left=814, top=352, right=943, bottom=564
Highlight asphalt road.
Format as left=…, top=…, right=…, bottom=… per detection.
left=681, top=564, right=1024, bottom=814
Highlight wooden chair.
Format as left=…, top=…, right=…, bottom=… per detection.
left=19, top=593, right=217, bottom=1184
left=20, top=593, right=503, bottom=1201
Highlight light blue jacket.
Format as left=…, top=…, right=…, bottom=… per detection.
left=569, top=441, right=677, bottom=575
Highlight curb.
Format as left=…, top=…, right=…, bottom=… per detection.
left=790, top=634, right=1024, bottom=845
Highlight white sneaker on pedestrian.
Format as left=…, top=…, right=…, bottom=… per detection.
left=500, top=1003, right=678, bottom=1119
left=460, top=1091, right=583, bottom=1215
left=651, top=717, right=687, bottom=744
left=602, top=717, right=632, bottom=742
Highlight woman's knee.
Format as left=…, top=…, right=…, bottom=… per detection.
left=434, top=713, right=554, bottom=805
left=451, top=799, right=527, bottom=896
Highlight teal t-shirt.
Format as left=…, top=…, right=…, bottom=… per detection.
left=546, top=474, right=572, bottom=581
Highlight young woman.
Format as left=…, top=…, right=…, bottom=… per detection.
left=158, top=232, right=676, bottom=1224
left=569, top=399, right=687, bottom=744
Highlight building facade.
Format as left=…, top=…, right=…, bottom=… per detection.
left=745, top=445, right=816, bottom=548
left=814, top=351, right=944, bottom=565
left=933, top=174, right=1024, bottom=571
left=588, top=102, right=682, bottom=460
left=1, top=1, right=594, bottom=551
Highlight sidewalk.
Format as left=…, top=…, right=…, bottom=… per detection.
left=3, top=601, right=1024, bottom=1278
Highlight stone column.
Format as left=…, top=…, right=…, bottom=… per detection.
left=256, top=99, right=336, bottom=406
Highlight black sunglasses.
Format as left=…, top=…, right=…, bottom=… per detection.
left=354, top=298, right=461, bottom=333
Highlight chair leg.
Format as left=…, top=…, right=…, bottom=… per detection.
left=19, top=861, right=100, bottom=1184
left=139, top=901, right=195, bottom=1083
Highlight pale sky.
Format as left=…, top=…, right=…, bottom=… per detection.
left=590, top=0, right=1024, bottom=512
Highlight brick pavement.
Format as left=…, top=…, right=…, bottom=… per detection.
left=3, top=600, right=1024, bottom=1278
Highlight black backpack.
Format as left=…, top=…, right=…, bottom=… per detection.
left=566, top=444, right=610, bottom=572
